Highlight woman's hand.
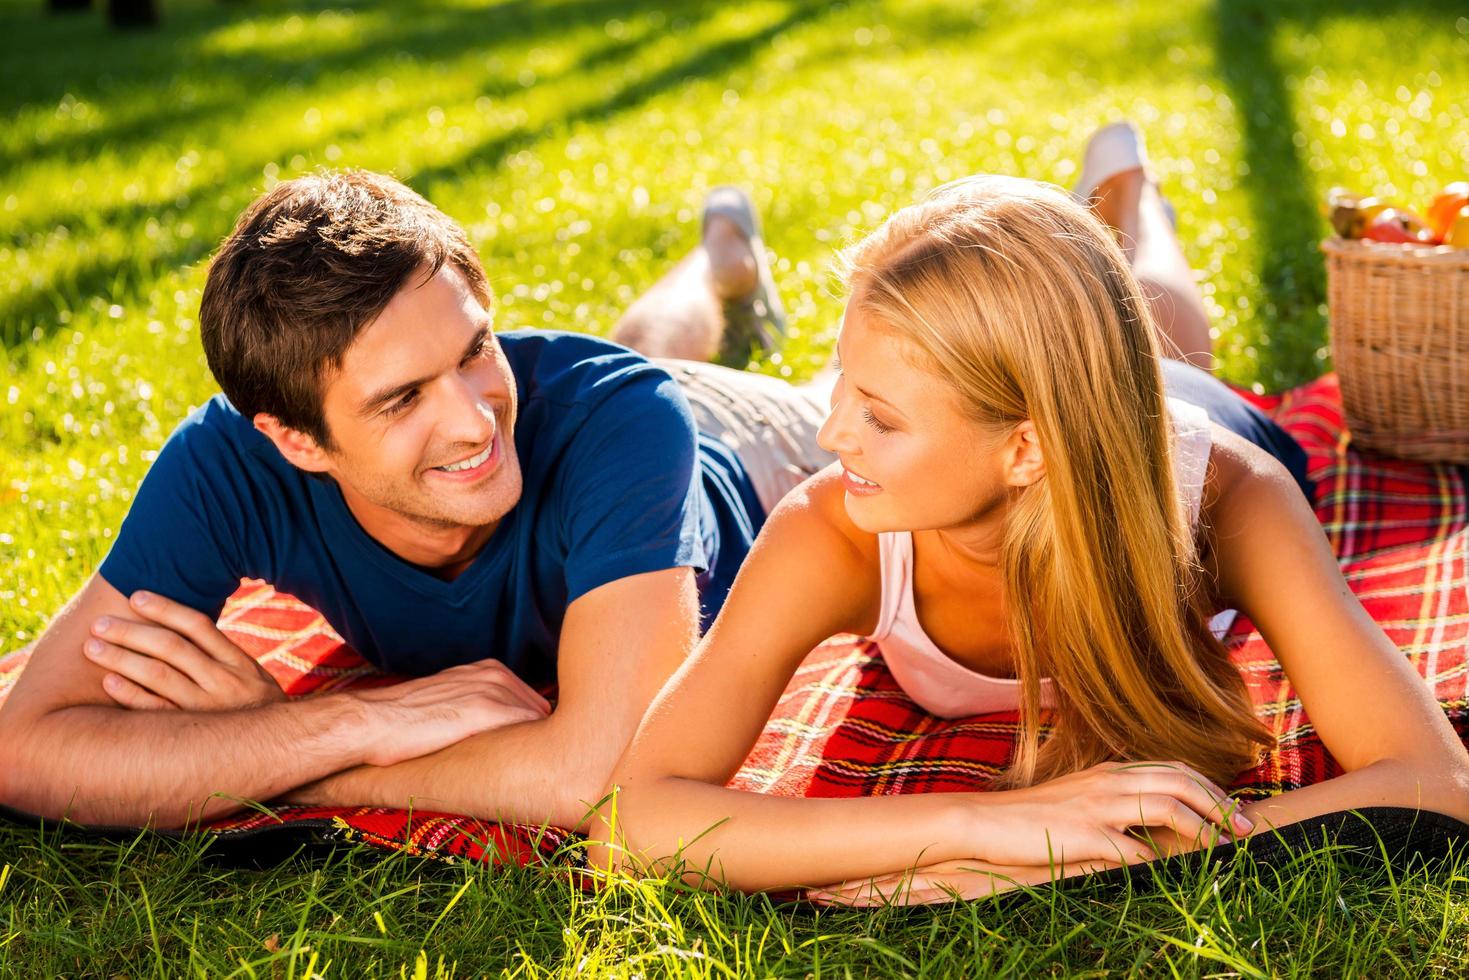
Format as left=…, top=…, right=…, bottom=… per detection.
left=806, top=856, right=1120, bottom=906
left=969, top=761, right=1253, bottom=867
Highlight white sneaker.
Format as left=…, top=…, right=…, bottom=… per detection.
left=1071, top=120, right=1175, bottom=226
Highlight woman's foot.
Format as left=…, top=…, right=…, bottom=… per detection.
left=1074, top=121, right=1175, bottom=239
left=1090, top=164, right=1147, bottom=252
left=1074, top=123, right=1213, bottom=369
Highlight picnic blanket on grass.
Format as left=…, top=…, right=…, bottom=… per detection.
left=1, top=373, right=1466, bottom=869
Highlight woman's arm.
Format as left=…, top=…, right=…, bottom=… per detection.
left=595, top=471, right=1244, bottom=893
left=1205, top=430, right=1469, bottom=831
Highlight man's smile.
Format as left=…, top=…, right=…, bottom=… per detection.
left=427, top=432, right=502, bottom=482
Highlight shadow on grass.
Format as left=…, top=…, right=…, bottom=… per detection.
left=1211, top=0, right=1466, bottom=388
left=1, top=0, right=840, bottom=351
left=0, top=0, right=690, bottom=173
left=409, top=1, right=829, bottom=194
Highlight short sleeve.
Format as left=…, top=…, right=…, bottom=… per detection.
left=556, top=370, right=707, bottom=603
left=98, top=407, right=252, bottom=618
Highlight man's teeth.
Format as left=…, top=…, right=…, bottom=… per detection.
left=437, top=444, right=492, bottom=473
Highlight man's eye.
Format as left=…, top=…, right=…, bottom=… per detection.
left=462, top=339, right=489, bottom=366
left=385, top=390, right=418, bottom=416
left=862, top=407, right=894, bottom=434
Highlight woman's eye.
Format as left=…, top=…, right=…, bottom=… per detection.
left=862, top=407, right=894, bottom=434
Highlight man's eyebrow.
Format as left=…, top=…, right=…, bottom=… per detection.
left=357, top=326, right=490, bottom=417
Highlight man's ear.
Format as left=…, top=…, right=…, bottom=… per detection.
left=1003, top=419, right=1046, bottom=488
left=253, top=414, right=332, bottom=473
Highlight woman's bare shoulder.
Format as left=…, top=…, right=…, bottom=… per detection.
left=766, top=464, right=880, bottom=564
left=1200, top=424, right=1303, bottom=509
left=1199, top=423, right=1318, bottom=545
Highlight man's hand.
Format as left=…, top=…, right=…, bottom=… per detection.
left=345, top=660, right=551, bottom=768
left=82, top=590, right=287, bottom=710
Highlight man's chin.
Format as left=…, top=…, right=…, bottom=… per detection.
left=419, top=473, right=523, bottom=530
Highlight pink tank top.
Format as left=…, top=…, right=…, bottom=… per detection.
left=868, top=398, right=1213, bottom=718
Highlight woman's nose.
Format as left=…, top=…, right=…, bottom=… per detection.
left=816, top=392, right=860, bottom=456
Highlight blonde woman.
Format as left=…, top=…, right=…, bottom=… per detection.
left=595, top=139, right=1469, bottom=903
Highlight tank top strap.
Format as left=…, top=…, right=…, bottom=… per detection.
left=870, top=530, right=913, bottom=641
left=1165, top=396, right=1212, bottom=529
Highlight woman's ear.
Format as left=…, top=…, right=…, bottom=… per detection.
left=1003, top=420, right=1046, bottom=488
left=253, top=414, right=332, bottom=474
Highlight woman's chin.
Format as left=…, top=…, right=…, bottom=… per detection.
left=844, top=496, right=903, bottom=535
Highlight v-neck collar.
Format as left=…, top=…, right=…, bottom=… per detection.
left=308, top=474, right=515, bottom=600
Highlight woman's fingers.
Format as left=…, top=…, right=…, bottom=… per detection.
left=1101, top=828, right=1156, bottom=865
left=809, top=867, right=1029, bottom=906
left=1109, top=762, right=1251, bottom=836
left=101, top=672, right=179, bottom=710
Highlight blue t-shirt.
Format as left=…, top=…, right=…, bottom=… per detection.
left=98, top=331, right=765, bottom=686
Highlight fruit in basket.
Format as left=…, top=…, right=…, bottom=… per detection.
left=1427, top=182, right=1469, bottom=239
left=1447, top=208, right=1469, bottom=249
left=1325, top=187, right=1389, bottom=238
left=1361, top=208, right=1437, bottom=245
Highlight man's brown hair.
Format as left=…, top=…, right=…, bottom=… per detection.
left=199, top=169, right=492, bottom=448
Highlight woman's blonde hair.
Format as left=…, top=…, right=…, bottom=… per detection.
left=843, top=175, right=1272, bottom=788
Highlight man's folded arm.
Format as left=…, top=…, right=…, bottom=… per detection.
left=286, top=566, right=701, bottom=830
left=0, top=575, right=522, bottom=828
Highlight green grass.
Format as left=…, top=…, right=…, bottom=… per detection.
left=1, top=823, right=1465, bottom=976
left=3, top=0, right=1469, bottom=974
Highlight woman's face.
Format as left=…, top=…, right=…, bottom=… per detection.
left=817, top=303, right=1029, bottom=535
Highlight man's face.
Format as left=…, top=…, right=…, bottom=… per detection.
left=313, top=264, right=523, bottom=541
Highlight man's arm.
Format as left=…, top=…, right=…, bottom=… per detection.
left=0, top=574, right=547, bottom=828
left=285, top=566, right=701, bottom=830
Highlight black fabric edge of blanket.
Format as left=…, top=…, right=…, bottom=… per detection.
left=778, top=806, right=1469, bottom=916
left=2, top=803, right=1466, bottom=883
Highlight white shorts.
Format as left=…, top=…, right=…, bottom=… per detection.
left=660, top=359, right=836, bottom=517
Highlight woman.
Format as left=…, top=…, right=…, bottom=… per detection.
left=593, top=133, right=1469, bottom=904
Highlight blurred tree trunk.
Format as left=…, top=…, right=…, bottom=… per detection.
left=48, top=0, right=92, bottom=12
left=107, top=0, right=157, bottom=28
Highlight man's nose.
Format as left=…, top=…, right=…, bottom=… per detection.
left=442, top=375, right=497, bottom=445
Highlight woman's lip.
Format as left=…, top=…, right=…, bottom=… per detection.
left=428, top=434, right=500, bottom=483
left=841, top=466, right=883, bottom=496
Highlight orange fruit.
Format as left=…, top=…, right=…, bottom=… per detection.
left=1427, top=181, right=1469, bottom=239
left=1447, top=207, right=1469, bottom=249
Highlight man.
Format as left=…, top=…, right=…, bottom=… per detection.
left=0, top=170, right=831, bottom=831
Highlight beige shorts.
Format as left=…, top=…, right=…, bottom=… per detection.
left=660, top=359, right=836, bottom=516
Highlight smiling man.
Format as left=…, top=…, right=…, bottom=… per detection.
left=0, top=170, right=832, bottom=830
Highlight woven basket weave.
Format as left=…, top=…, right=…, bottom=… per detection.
left=1322, top=237, right=1469, bottom=463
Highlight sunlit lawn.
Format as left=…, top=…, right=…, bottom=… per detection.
left=3, top=0, right=1468, bottom=974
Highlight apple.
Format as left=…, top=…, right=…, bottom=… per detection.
left=1427, top=182, right=1469, bottom=239
left=1361, top=208, right=1438, bottom=245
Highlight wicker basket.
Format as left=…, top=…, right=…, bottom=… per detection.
left=1321, top=237, right=1469, bottom=463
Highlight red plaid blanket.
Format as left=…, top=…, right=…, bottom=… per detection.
left=2, top=374, right=1465, bottom=866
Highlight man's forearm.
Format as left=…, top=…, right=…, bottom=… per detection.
left=288, top=715, right=604, bottom=830
left=0, top=696, right=370, bottom=828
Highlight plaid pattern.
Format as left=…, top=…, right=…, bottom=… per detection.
left=2, top=374, right=1465, bottom=866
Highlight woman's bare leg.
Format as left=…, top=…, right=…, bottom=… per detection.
left=1091, top=169, right=1214, bottom=369
left=611, top=216, right=758, bottom=362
